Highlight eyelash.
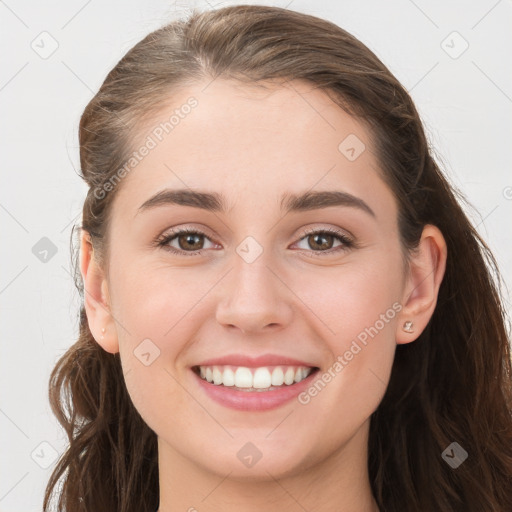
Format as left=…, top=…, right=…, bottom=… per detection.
left=154, top=226, right=355, bottom=258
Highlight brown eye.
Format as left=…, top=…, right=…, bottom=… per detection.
left=292, top=228, right=354, bottom=257
left=177, top=233, right=205, bottom=251
left=307, top=233, right=335, bottom=251
left=157, top=228, right=216, bottom=255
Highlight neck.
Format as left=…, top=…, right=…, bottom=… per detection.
left=157, top=420, right=379, bottom=512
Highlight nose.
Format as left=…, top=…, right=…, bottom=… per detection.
left=215, top=254, right=293, bottom=335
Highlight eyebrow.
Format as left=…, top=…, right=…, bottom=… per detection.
left=136, top=188, right=376, bottom=218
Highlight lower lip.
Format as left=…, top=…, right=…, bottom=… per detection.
left=192, top=368, right=319, bottom=411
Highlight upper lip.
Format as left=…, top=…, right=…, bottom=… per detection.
left=194, top=354, right=318, bottom=368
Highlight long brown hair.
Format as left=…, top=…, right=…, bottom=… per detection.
left=44, top=5, right=512, bottom=511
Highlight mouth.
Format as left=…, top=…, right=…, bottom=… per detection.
left=190, top=354, right=321, bottom=411
left=192, top=364, right=320, bottom=392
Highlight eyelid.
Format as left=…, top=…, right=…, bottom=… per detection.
left=155, top=224, right=355, bottom=256
left=156, top=223, right=218, bottom=243
left=297, top=225, right=354, bottom=242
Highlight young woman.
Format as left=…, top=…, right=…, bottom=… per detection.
left=43, top=4, right=512, bottom=511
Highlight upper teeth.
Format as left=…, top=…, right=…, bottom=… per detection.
left=197, top=365, right=313, bottom=389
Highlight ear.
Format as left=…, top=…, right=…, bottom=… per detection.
left=396, top=224, right=447, bottom=344
left=80, top=230, right=119, bottom=354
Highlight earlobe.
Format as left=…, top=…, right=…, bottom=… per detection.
left=80, top=230, right=119, bottom=354
left=396, top=224, right=447, bottom=344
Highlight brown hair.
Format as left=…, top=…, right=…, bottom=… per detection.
left=44, top=4, right=512, bottom=511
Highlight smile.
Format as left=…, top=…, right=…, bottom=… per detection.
left=193, top=364, right=316, bottom=391
left=191, top=362, right=320, bottom=411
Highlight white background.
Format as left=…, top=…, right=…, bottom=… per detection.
left=1, top=0, right=511, bottom=510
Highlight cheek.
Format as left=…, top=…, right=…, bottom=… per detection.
left=293, top=256, right=401, bottom=420
left=292, top=253, right=403, bottom=345
left=111, top=258, right=206, bottom=348
left=109, top=268, right=195, bottom=416
left=121, top=357, right=193, bottom=438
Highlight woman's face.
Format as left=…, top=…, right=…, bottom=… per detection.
left=94, top=79, right=412, bottom=479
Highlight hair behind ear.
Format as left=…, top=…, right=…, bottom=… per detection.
left=43, top=309, right=159, bottom=511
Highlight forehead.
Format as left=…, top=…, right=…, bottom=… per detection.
left=109, top=78, right=395, bottom=224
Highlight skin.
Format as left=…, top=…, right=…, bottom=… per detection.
left=80, top=78, right=447, bottom=512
